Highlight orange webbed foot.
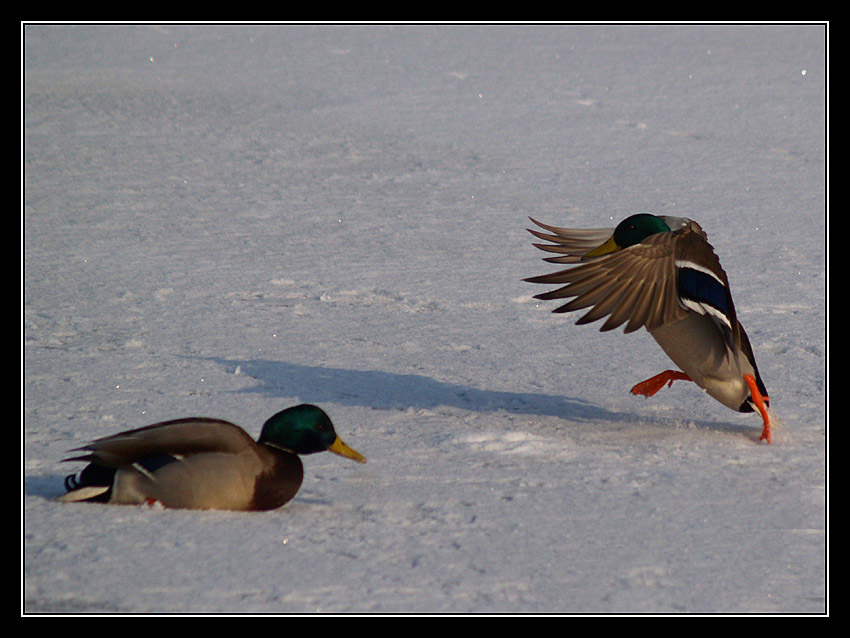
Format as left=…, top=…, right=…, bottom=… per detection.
left=743, top=374, right=771, bottom=444
left=630, top=370, right=692, bottom=398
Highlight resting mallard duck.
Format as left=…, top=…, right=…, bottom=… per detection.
left=59, top=404, right=366, bottom=510
left=525, top=213, right=772, bottom=443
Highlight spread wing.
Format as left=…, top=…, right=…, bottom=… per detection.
left=526, top=229, right=687, bottom=333
left=526, top=217, right=616, bottom=264
left=526, top=214, right=743, bottom=345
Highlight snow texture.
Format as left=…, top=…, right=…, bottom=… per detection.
left=23, top=24, right=826, bottom=614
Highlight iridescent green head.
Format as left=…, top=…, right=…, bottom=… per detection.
left=259, top=404, right=365, bottom=462
left=583, top=213, right=671, bottom=259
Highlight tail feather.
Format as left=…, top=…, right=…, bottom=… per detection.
left=58, top=484, right=110, bottom=503
left=59, top=463, right=116, bottom=503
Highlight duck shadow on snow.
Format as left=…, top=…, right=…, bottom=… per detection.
left=203, top=356, right=750, bottom=437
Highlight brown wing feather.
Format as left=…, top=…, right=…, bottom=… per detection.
left=527, top=218, right=616, bottom=264
left=525, top=223, right=690, bottom=333
left=66, top=418, right=259, bottom=468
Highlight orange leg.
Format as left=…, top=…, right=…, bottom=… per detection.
left=630, top=370, right=692, bottom=398
left=743, top=374, right=771, bottom=444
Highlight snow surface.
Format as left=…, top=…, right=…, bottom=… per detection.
left=23, top=24, right=826, bottom=614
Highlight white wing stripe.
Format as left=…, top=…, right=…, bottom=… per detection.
left=674, top=259, right=724, bottom=284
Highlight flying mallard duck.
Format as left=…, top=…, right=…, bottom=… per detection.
left=59, top=404, right=366, bottom=510
left=525, top=213, right=772, bottom=442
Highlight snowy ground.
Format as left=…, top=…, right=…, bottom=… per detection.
left=23, top=24, right=826, bottom=614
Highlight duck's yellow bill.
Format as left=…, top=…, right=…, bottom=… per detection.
left=583, top=235, right=621, bottom=260
left=328, top=436, right=367, bottom=463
